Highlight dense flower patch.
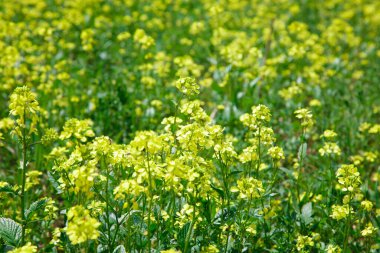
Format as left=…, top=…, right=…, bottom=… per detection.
left=0, top=0, right=379, bottom=252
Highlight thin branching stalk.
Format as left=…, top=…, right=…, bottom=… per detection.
left=184, top=192, right=197, bottom=253
left=20, top=109, right=27, bottom=245
left=102, top=157, right=112, bottom=253
left=343, top=192, right=352, bottom=252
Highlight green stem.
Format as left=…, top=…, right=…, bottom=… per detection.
left=103, top=157, right=112, bottom=253
left=343, top=193, right=352, bottom=252
left=146, top=152, right=153, bottom=253
left=259, top=193, right=269, bottom=245
left=296, top=128, right=306, bottom=205
left=184, top=201, right=197, bottom=253
left=21, top=110, right=27, bottom=245
left=256, top=126, right=261, bottom=176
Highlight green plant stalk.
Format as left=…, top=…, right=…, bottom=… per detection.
left=269, top=160, right=279, bottom=192
left=256, top=126, right=261, bottom=176
left=184, top=199, right=197, bottom=253
left=218, top=154, right=231, bottom=253
left=296, top=128, right=306, bottom=205
left=328, top=157, right=334, bottom=206
left=146, top=151, right=153, bottom=253
left=343, top=193, right=352, bottom=252
left=258, top=193, right=269, bottom=245
left=103, top=157, right=112, bottom=253
left=21, top=110, right=27, bottom=245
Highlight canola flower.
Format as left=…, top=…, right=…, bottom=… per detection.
left=294, top=108, right=314, bottom=129
left=65, top=205, right=100, bottom=245
left=230, top=177, right=265, bottom=200
left=330, top=205, right=352, bottom=220
left=9, top=86, right=40, bottom=136
left=175, top=77, right=200, bottom=96
left=9, top=243, right=37, bottom=253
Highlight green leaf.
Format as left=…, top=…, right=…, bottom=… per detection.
left=0, top=218, right=22, bottom=246
left=178, top=222, right=191, bottom=250
left=301, top=202, right=313, bottom=225
left=279, top=167, right=294, bottom=177
left=298, top=143, right=307, bottom=160
left=25, top=198, right=48, bottom=221
left=0, top=185, right=15, bottom=195
left=228, top=170, right=243, bottom=177
left=47, top=172, right=62, bottom=194
left=210, top=183, right=225, bottom=199
left=113, top=245, right=126, bottom=253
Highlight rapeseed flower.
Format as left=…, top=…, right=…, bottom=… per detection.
left=66, top=205, right=100, bottom=245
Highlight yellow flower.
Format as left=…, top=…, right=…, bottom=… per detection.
left=201, top=245, right=219, bottom=253
left=80, top=29, right=95, bottom=51
left=230, top=177, right=265, bottom=200
left=117, top=31, right=131, bottom=41
left=69, top=163, right=98, bottom=194
left=246, top=223, right=257, bottom=235
left=9, top=243, right=37, bottom=253
left=320, top=130, right=338, bottom=140
left=268, top=146, right=285, bottom=160
left=133, top=29, right=155, bottom=49
left=66, top=205, right=100, bottom=245
left=336, top=164, right=361, bottom=193
left=0, top=181, right=9, bottom=188
left=175, top=77, right=200, bottom=96
left=319, top=142, right=341, bottom=156
left=44, top=198, right=58, bottom=220
left=90, top=136, right=113, bottom=157
left=240, top=105, right=271, bottom=129
left=60, top=119, right=95, bottom=142
left=238, top=146, right=258, bottom=163
left=294, top=108, right=314, bottom=129
left=326, top=244, right=341, bottom=253
left=361, top=222, right=377, bottom=237
left=50, top=228, right=61, bottom=246
left=330, top=204, right=351, bottom=220
left=25, top=170, right=42, bottom=190
left=296, top=235, right=314, bottom=251
left=309, top=99, right=321, bottom=107
left=9, top=86, right=40, bottom=136
left=161, top=249, right=181, bottom=253
left=41, top=128, right=59, bottom=145
left=360, top=200, right=373, bottom=212
left=114, top=179, right=145, bottom=200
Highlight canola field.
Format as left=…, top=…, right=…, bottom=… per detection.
left=0, top=0, right=380, bottom=252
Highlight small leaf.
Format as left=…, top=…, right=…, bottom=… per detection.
left=0, top=185, right=15, bottom=195
left=298, top=143, right=307, bottom=160
left=301, top=202, right=313, bottom=225
left=25, top=198, right=48, bottom=221
left=279, top=167, right=294, bottom=176
left=210, top=184, right=225, bottom=199
left=178, top=222, right=191, bottom=250
left=228, top=170, right=243, bottom=177
left=113, top=245, right=126, bottom=253
left=0, top=218, right=22, bottom=246
left=47, top=172, right=62, bottom=194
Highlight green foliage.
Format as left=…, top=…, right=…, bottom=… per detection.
left=0, top=218, right=21, bottom=247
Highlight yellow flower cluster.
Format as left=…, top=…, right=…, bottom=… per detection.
left=9, top=86, right=40, bottom=137
left=175, top=77, right=200, bottom=96
left=330, top=204, right=352, bottom=220
left=66, top=205, right=100, bottom=245
left=336, top=164, right=361, bottom=193
left=294, top=108, right=314, bottom=130
left=296, top=235, right=314, bottom=252
left=0, top=0, right=379, bottom=251
left=230, top=177, right=264, bottom=200
left=9, top=243, right=37, bottom=253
